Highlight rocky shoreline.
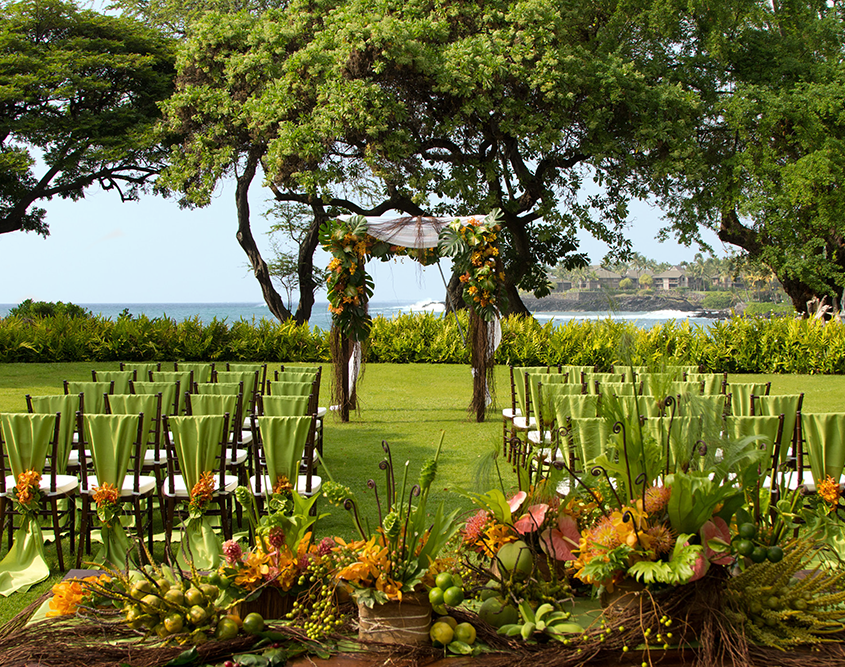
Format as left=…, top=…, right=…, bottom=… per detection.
left=521, top=292, right=713, bottom=314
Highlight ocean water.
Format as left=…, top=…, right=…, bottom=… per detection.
left=0, top=300, right=715, bottom=330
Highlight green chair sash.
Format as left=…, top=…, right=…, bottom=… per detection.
left=728, top=383, right=770, bottom=416
left=725, top=415, right=783, bottom=467
left=512, top=367, right=547, bottom=415
left=196, top=382, right=242, bottom=396
left=83, top=414, right=141, bottom=567
left=257, top=416, right=312, bottom=488
left=176, top=363, right=213, bottom=384
left=755, top=394, right=803, bottom=457
left=567, top=417, right=613, bottom=469
left=132, top=381, right=180, bottom=417
left=601, top=382, right=639, bottom=396
left=801, top=413, right=845, bottom=486
left=66, top=381, right=113, bottom=414
left=27, top=394, right=80, bottom=473
left=122, top=363, right=161, bottom=377
left=168, top=415, right=228, bottom=570
left=275, top=371, right=317, bottom=383
left=643, top=416, right=703, bottom=469
left=106, top=393, right=160, bottom=454
left=260, top=395, right=311, bottom=416
left=0, top=413, right=56, bottom=595
left=267, top=381, right=312, bottom=398
left=92, top=371, right=135, bottom=394
left=687, top=373, right=725, bottom=395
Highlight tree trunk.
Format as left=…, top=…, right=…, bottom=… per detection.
left=294, top=211, right=323, bottom=325
left=236, top=149, right=292, bottom=322
left=444, top=271, right=467, bottom=312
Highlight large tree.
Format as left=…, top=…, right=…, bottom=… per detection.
left=161, top=0, right=703, bottom=317
left=655, top=0, right=845, bottom=314
left=0, top=0, right=175, bottom=236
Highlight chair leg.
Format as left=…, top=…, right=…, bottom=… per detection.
left=50, top=499, right=64, bottom=572
left=76, top=497, right=90, bottom=569
left=164, top=497, right=175, bottom=555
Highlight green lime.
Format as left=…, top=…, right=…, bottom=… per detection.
left=428, top=587, right=445, bottom=606
left=216, top=617, right=240, bottom=640
left=453, top=622, right=477, bottom=645
left=767, top=545, right=784, bottom=563
left=443, top=585, right=465, bottom=607
left=437, top=615, right=458, bottom=629
left=243, top=612, right=265, bottom=634
left=430, top=621, right=454, bottom=647
left=435, top=572, right=454, bottom=590
left=734, top=539, right=754, bottom=557
left=737, top=523, right=757, bottom=540
left=750, top=546, right=768, bottom=563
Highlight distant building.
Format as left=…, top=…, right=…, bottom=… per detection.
left=652, top=266, right=689, bottom=291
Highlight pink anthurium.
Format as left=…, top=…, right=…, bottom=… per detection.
left=700, top=517, right=733, bottom=566
left=507, top=491, right=527, bottom=514
left=513, top=504, right=548, bottom=534
left=541, top=515, right=580, bottom=561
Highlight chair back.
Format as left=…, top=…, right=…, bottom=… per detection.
left=258, top=394, right=311, bottom=417
left=799, top=412, right=845, bottom=489
left=131, top=380, right=182, bottom=417
left=560, top=366, right=597, bottom=383
left=64, top=381, right=114, bottom=414
left=151, top=371, right=194, bottom=394
left=566, top=417, right=613, bottom=471
left=642, top=415, right=704, bottom=470
left=164, top=414, right=231, bottom=494
left=752, top=394, right=804, bottom=457
left=91, top=370, right=135, bottom=394
left=186, top=393, right=244, bottom=451
left=120, top=362, right=161, bottom=375
left=105, top=392, right=163, bottom=458
left=255, top=415, right=314, bottom=494
left=668, top=380, right=704, bottom=396
left=225, top=363, right=267, bottom=394
left=195, top=381, right=243, bottom=396
left=275, top=370, right=319, bottom=383
left=725, top=415, right=785, bottom=468
left=0, top=412, right=61, bottom=492
left=215, top=370, right=260, bottom=413
left=727, top=382, right=771, bottom=416
left=585, top=372, right=626, bottom=384
left=601, top=394, right=661, bottom=422
left=174, top=362, right=214, bottom=384
left=266, top=380, right=312, bottom=398
left=511, top=366, right=549, bottom=416
left=26, top=393, right=81, bottom=472
left=555, top=394, right=601, bottom=421
left=600, top=381, right=640, bottom=397
left=80, top=413, right=144, bottom=493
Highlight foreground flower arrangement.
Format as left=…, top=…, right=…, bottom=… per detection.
left=24, top=410, right=845, bottom=667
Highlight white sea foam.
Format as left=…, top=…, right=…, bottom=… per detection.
left=406, top=299, right=446, bottom=313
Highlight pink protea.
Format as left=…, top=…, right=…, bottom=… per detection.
left=222, top=539, right=243, bottom=565
left=318, top=537, right=336, bottom=556
left=267, top=526, right=286, bottom=550
left=644, top=485, right=672, bottom=514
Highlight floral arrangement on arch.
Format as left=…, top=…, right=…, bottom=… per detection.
left=437, top=210, right=506, bottom=322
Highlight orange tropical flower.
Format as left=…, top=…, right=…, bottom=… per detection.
left=818, top=475, right=841, bottom=509
left=189, top=470, right=215, bottom=513
left=15, top=469, right=41, bottom=508
left=272, top=475, right=293, bottom=495
left=46, top=574, right=110, bottom=617
left=92, top=482, right=119, bottom=508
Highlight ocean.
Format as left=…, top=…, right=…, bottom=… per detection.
left=0, top=300, right=717, bottom=330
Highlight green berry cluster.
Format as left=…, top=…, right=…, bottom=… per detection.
left=284, top=560, right=344, bottom=640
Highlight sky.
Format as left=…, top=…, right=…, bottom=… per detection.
left=0, top=180, right=724, bottom=306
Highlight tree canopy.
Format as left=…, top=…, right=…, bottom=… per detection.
left=0, top=0, right=175, bottom=236
left=160, top=0, right=705, bottom=316
left=656, top=0, right=845, bottom=314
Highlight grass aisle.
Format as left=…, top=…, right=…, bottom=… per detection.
left=1, top=362, right=845, bottom=623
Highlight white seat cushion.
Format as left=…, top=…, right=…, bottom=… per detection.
left=502, top=408, right=522, bottom=419
left=317, top=407, right=327, bottom=419
left=240, top=430, right=253, bottom=446
left=143, top=450, right=167, bottom=466
left=249, top=474, right=323, bottom=497
left=225, top=449, right=249, bottom=466
left=67, top=449, right=92, bottom=467
left=512, top=416, right=536, bottom=430
left=5, top=474, right=78, bottom=496
left=81, top=474, right=157, bottom=497
left=528, top=430, right=554, bottom=445
left=162, top=473, right=239, bottom=498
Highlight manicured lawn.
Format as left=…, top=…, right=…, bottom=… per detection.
left=0, top=362, right=844, bottom=623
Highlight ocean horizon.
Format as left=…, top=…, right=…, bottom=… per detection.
left=0, top=299, right=716, bottom=330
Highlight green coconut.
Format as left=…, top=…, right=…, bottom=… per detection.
left=495, top=540, right=534, bottom=579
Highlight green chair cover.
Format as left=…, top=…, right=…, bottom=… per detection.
left=643, top=416, right=703, bottom=469
left=725, top=415, right=784, bottom=467
left=585, top=372, right=625, bottom=384
left=601, top=381, right=639, bottom=396
left=92, top=370, right=135, bottom=394
left=121, top=362, right=161, bottom=377
left=267, top=380, right=312, bottom=398
left=65, top=381, right=113, bottom=414
left=106, top=393, right=160, bottom=452
left=275, top=371, right=317, bottom=383
left=82, top=414, right=142, bottom=567
left=528, top=374, right=571, bottom=426
left=637, top=373, right=679, bottom=398
left=225, top=364, right=266, bottom=394
left=132, top=380, right=181, bottom=417
left=260, top=395, right=311, bottom=416
left=26, top=393, right=81, bottom=473
left=567, top=417, right=613, bottom=470
left=561, top=394, right=601, bottom=419
left=256, top=416, right=313, bottom=492
left=728, top=383, right=771, bottom=416
left=176, top=363, right=214, bottom=384
left=167, top=415, right=230, bottom=570
left=216, top=371, right=259, bottom=409
left=676, top=394, right=727, bottom=419
left=602, top=395, right=660, bottom=422
left=196, top=382, right=243, bottom=396
left=151, top=371, right=194, bottom=394
left=686, top=373, right=726, bottom=395
left=512, top=367, right=548, bottom=416
left=0, top=413, right=59, bottom=595
left=800, top=413, right=845, bottom=487
left=669, top=381, right=704, bottom=396
left=561, top=366, right=596, bottom=384
left=754, top=394, right=803, bottom=458
left=189, top=394, right=240, bottom=418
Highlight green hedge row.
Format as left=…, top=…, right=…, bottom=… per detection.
left=1, top=311, right=843, bottom=373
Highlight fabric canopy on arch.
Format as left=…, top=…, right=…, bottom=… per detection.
left=338, top=215, right=483, bottom=249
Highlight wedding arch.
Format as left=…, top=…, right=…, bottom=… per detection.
left=319, top=211, right=505, bottom=422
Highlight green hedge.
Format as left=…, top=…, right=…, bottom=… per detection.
left=1, top=311, right=843, bottom=373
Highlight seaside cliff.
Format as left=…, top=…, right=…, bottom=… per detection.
left=520, top=292, right=700, bottom=313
